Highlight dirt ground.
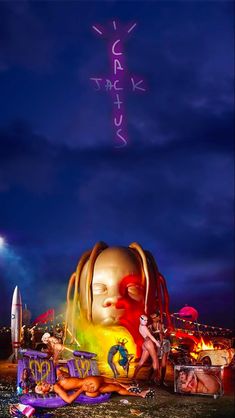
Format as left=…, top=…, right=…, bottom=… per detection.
left=0, top=361, right=234, bottom=418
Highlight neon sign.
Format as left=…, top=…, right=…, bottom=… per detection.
left=90, top=21, right=146, bottom=148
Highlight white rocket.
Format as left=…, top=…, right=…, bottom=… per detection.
left=11, top=286, right=22, bottom=361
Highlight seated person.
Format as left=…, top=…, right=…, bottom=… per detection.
left=35, top=370, right=153, bottom=403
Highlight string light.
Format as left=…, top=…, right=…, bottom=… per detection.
left=0, top=312, right=233, bottom=337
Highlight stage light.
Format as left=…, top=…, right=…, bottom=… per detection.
left=0, top=236, right=5, bottom=248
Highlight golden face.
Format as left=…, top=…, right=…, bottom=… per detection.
left=79, top=247, right=145, bottom=325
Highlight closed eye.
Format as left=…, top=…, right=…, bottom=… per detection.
left=127, top=284, right=144, bottom=301
left=92, top=283, right=108, bottom=295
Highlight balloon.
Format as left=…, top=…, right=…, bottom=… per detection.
left=178, top=305, right=198, bottom=322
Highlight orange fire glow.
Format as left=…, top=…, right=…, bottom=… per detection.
left=190, top=337, right=217, bottom=359
left=195, top=337, right=215, bottom=351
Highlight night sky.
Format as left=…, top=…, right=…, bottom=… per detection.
left=0, top=1, right=234, bottom=330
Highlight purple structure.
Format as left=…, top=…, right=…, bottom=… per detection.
left=17, top=350, right=110, bottom=408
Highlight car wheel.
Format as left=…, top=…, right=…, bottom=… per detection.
left=201, top=356, right=212, bottom=366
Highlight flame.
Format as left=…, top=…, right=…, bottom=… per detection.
left=190, top=337, right=218, bottom=359
left=190, top=351, right=198, bottom=360
left=195, top=337, right=215, bottom=351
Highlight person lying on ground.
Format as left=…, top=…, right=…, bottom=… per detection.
left=35, top=374, right=154, bottom=404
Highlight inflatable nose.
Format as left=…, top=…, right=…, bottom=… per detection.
left=103, top=296, right=118, bottom=307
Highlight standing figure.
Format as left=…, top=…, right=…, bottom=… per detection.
left=132, top=315, right=160, bottom=382
left=108, top=339, right=134, bottom=378
left=23, top=326, right=33, bottom=348
left=29, top=326, right=36, bottom=349
left=54, top=328, right=64, bottom=344
left=41, top=332, right=64, bottom=364
left=149, top=311, right=171, bottom=386
left=20, top=325, right=26, bottom=347
left=108, top=343, right=120, bottom=378
left=118, top=339, right=134, bottom=377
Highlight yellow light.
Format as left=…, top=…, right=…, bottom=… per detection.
left=66, top=318, right=136, bottom=377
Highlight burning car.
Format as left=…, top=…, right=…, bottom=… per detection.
left=169, top=332, right=199, bottom=365
left=169, top=333, right=234, bottom=367
left=191, top=338, right=235, bottom=367
left=196, top=348, right=234, bottom=367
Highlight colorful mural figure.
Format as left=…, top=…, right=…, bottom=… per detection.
left=107, top=339, right=133, bottom=378
left=18, top=368, right=36, bottom=394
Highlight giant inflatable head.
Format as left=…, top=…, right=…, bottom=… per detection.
left=65, top=242, right=172, bottom=355
left=79, top=246, right=146, bottom=326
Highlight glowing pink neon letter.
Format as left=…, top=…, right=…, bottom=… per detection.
left=91, top=21, right=144, bottom=148
left=112, top=39, right=122, bottom=55
left=114, top=114, right=123, bottom=127
left=114, top=59, right=124, bottom=75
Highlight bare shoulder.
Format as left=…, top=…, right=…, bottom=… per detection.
left=53, top=382, right=61, bottom=393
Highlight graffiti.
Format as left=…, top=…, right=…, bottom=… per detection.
left=90, top=21, right=146, bottom=148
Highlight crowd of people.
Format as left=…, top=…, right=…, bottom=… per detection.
left=16, top=311, right=170, bottom=403
left=20, top=311, right=171, bottom=385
